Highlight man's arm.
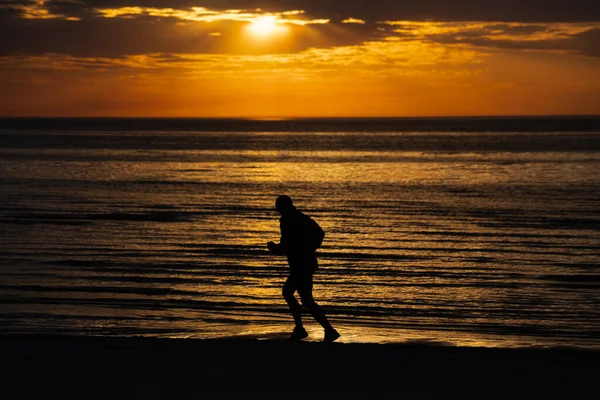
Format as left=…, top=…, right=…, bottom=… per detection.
left=267, top=219, right=288, bottom=255
left=267, top=241, right=284, bottom=254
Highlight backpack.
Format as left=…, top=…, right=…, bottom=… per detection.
left=304, top=215, right=325, bottom=251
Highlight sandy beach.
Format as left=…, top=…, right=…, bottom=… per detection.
left=2, top=335, right=598, bottom=399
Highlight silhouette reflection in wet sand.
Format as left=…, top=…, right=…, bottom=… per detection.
left=267, top=195, right=340, bottom=342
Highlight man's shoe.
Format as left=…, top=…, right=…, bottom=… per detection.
left=287, top=327, right=309, bottom=341
left=324, top=329, right=340, bottom=342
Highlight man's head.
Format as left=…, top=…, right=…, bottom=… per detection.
left=275, top=195, right=295, bottom=215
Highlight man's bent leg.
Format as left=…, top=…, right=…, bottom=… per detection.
left=282, top=276, right=303, bottom=328
left=298, top=288, right=334, bottom=332
left=297, top=274, right=340, bottom=342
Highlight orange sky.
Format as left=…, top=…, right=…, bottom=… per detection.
left=1, top=1, right=599, bottom=117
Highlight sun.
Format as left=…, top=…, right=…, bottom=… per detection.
left=247, top=16, right=287, bottom=38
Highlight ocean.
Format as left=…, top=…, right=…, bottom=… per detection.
left=1, top=116, right=599, bottom=349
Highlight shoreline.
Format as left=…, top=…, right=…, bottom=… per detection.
left=3, top=335, right=599, bottom=399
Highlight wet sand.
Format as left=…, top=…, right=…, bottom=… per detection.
left=2, top=335, right=599, bottom=399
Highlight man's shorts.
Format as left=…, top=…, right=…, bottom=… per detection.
left=285, top=253, right=318, bottom=294
left=285, top=270, right=314, bottom=295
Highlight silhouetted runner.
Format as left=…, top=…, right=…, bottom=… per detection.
left=267, top=195, right=340, bottom=342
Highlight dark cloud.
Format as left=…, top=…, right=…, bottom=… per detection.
left=277, top=0, right=596, bottom=22
left=5, top=0, right=600, bottom=22
left=572, top=28, right=600, bottom=58
left=1, top=1, right=599, bottom=58
left=45, top=0, right=93, bottom=15
left=0, top=12, right=379, bottom=57
left=83, top=0, right=600, bottom=22
left=388, top=23, right=600, bottom=59
left=0, top=17, right=215, bottom=57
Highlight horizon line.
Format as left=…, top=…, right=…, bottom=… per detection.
left=1, top=114, right=599, bottom=120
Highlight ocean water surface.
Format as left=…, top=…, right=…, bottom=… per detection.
left=1, top=117, right=599, bottom=348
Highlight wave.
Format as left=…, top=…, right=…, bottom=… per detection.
left=1, top=210, right=197, bottom=224
left=3, top=131, right=600, bottom=154
left=2, top=116, right=600, bottom=132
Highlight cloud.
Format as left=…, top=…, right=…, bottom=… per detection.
left=94, top=6, right=329, bottom=26
left=0, top=0, right=82, bottom=20
left=0, top=7, right=376, bottom=57
left=342, top=18, right=365, bottom=25
left=0, top=32, right=487, bottom=80
left=1, top=1, right=331, bottom=24
left=4, top=1, right=600, bottom=22
left=81, top=0, right=600, bottom=22
left=381, top=21, right=600, bottom=58
left=0, top=1, right=598, bottom=61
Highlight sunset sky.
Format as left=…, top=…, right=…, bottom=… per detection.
left=1, top=0, right=599, bottom=117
